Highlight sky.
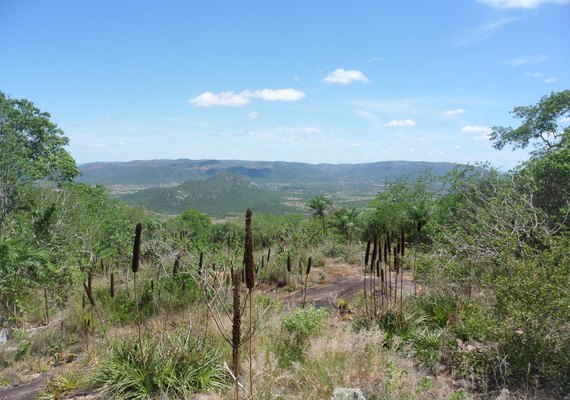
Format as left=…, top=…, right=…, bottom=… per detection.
left=1, top=0, right=568, bottom=168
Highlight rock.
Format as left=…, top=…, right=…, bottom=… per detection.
left=330, top=387, right=366, bottom=400
left=0, top=346, right=19, bottom=365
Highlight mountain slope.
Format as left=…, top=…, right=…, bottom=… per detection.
left=121, top=173, right=292, bottom=217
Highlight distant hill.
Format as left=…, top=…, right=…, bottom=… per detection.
left=78, top=159, right=457, bottom=186
left=80, top=159, right=458, bottom=217
left=121, top=173, right=293, bottom=217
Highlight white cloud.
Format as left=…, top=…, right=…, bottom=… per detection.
left=189, top=91, right=250, bottom=107
left=323, top=68, right=370, bottom=85
left=479, top=0, right=570, bottom=8
left=444, top=108, right=467, bottom=116
left=524, top=71, right=558, bottom=83
left=462, top=125, right=493, bottom=140
left=560, top=116, right=570, bottom=123
left=241, top=88, right=305, bottom=102
left=302, top=127, right=320, bottom=134
left=525, top=72, right=546, bottom=78
left=189, top=88, right=305, bottom=107
left=456, top=17, right=519, bottom=46
left=384, top=119, right=416, bottom=127
left=350, top=142, right=361, bottom=147
left=247, top=111, right=260, bottom=119
left=503, top=54, right=548, bottom=66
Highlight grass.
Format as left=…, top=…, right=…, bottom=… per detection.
left=94, top=328, right=229, bottom=399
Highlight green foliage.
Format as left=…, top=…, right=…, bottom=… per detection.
left=411, top=328, right=443, bottom=373
left=307, top=195, right=332, bottom=234
left=493, top=237, right=570, bottom=391
left=171, top=208, right=212, bottom=243
left=0, top=238, right=56, bottom=316
left=368, top=171, right=436, bottom=241
left=282, top=306, right=328, bottom=342
left=330, top=207, right=361, bottom=244
left=95, top=330, right=229, bottom=399
left=518, top=145, right=570, bottom=228
left=38, top=370, right=87, bottom=400
left=0, top=92, right=78, bottom=229
left=452, top=300, right=495, bottom=342
left=411, top=292, right=457, bottom=329
left=276, top=307, right=328, bottom=368
left=490, top=90, right=569, bottom=155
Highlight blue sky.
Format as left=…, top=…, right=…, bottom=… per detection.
left=1, top=0, right=568, bottom=168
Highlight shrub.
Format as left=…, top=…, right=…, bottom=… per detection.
left=282, top=306, right=328, bottom=343
left=277, top=306, right=328, bottom=368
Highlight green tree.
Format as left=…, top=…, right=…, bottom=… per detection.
left=179, top=208, right=212, bottom=242
left=307, top=195, right=332, bottom=234
left=0, top=92, right=78, bottom=230
left=490, top=91, right=570, bottom=228
left=490, top=90, right=569, bottom=155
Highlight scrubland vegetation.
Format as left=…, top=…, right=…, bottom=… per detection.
left=0, top=90, right=569, bottom=399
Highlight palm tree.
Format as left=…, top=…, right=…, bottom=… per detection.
left=307, top=195, right=332, bottom=234
left=331, top=208, right=361, bottom=245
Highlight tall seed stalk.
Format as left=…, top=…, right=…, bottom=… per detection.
left=370, top=233, right=378, bottom=316
left=400, top=227, right=405, bottom=305
left=364, top=239, right=371, bottom=317
left=244, top=209, right=255, bottom=399
left=302, top=257, right=312, bottom=308
left=287, top=252, right=292, bottom=303
left=131, top=222, right=144, bottom=360
left=231, top=266, right=242, bottom=399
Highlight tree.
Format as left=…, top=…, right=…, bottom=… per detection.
left=307, top=195, right=332, bottom=234
left=490, top=91, right=570, bottom=228
left=490, top=90, right=569, bottom=156
left=0, top=92, right=78, bottom=230
left=331, top=207, right=360, bottom=245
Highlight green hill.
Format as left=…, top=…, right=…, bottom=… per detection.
left=121, top=173, right=292, bottom=217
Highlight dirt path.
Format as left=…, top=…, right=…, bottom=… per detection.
left=287, top=260, right=416, bottom=309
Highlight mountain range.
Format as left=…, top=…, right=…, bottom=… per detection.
left=77, top=159, right=458, bottom=217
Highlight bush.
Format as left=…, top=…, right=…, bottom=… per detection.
left=282, top=306, right=328, bottom=343
left=95, top=329, right=229, bottom=399
left=493, top=238, right=570, bottom=393
left=277, top=306, right=328, bottom=368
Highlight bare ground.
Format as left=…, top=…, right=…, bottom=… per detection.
left=286, top=260, right=417, bottom=309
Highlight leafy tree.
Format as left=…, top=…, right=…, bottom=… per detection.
left=368, top=172, right=436, bottom=240
left=0, top=92, right=78, bottom=230
left=307, top=195, right=332, bottom=234
left=490, top=90, right=569, bottom=156
left=490, top=91, right=570, bottom=229
left=179, top=208, right=212, bottom=242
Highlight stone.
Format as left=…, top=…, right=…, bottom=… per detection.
left=330, top=387, right=367, bottom=400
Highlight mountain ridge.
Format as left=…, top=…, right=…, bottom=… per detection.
left=78, top=158, right=458, bottom=186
